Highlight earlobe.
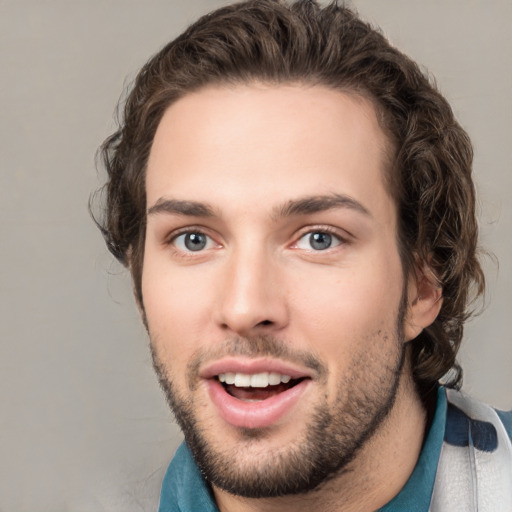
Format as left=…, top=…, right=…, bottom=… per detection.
left=404, top=266, right=443, bottom=342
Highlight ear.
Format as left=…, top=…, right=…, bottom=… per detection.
left=404, top=264, right=443, bottom=342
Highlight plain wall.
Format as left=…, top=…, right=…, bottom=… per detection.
left=1, top=1, right=510, bottom=510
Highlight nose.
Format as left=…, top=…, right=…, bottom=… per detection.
left=214, top=246, right=289, bottom=336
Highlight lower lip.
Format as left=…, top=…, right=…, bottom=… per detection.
left=206, top=378, right=310, bottom=429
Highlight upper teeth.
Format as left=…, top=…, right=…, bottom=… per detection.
left=218, top=372, right=292, bottom=387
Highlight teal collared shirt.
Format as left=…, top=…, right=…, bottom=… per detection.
left=379, top=387, right=447, bottom=512
left=158, top=387, right=448, bottom=512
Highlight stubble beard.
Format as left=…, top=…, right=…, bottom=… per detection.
left=150, top=310, right=407, bottom=499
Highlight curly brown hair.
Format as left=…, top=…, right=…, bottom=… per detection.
left=94, top=0, right=484, bottom=391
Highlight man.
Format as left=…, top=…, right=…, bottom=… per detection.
left=95, top=1, right=512, bottom=510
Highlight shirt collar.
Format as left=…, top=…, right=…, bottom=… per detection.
left=378, top=386, right=447, bottom=512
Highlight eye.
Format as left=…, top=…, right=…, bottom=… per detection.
left=172, top=231, right=215, bottom=252
left=295, top=231, right=343, bottom=251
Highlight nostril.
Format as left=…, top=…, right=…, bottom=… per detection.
left=258, top=320, right=273, bottom=326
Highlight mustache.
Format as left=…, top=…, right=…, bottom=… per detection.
left=186, top=335, right=328, bottom=387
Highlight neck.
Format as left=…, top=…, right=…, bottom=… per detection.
left=214, top=360, right=427, bottom=512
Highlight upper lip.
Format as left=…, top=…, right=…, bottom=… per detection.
left=200, top=357, right=314, bottom=380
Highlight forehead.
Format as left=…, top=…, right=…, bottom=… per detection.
left=146, top=84, right=394, bottom=218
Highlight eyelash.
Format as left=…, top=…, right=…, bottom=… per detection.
left=292, top=226, right=348, bottom=251
left=166, top=227, right=220, bottom=255
left=166, top=225, right=348, bottom=256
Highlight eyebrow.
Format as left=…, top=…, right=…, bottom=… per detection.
left=147, top=198, right=216, bottom=217
left=147, top=193, right=371, bottom=221
left=274, top=193, right=371, bottom=220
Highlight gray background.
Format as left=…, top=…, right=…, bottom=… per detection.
left=1, top=1, right=510, bottom=510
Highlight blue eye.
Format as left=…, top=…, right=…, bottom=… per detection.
left=173, top=232, right=214, bottom=252
left=295, top=231, right=342, bottom=251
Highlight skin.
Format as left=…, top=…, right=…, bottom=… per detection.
left=142, top=84, right=442, bottom=511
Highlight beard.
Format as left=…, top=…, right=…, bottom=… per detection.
left=150, top=310, right=407, bottom=499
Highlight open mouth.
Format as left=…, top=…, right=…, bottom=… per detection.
left=202, top=360, right=313, bottom=428
left=217, top=372, right=306, bottom=402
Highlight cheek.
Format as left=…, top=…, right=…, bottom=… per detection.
left=290, top=256, right=403, bottom=354
left=141, top=259, right=214, bottom=366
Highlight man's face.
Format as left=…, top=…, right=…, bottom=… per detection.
left=142, top=84, right=412, bottom=497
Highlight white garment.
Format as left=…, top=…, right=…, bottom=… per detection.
left=430, top=390, right=512, bottom=512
